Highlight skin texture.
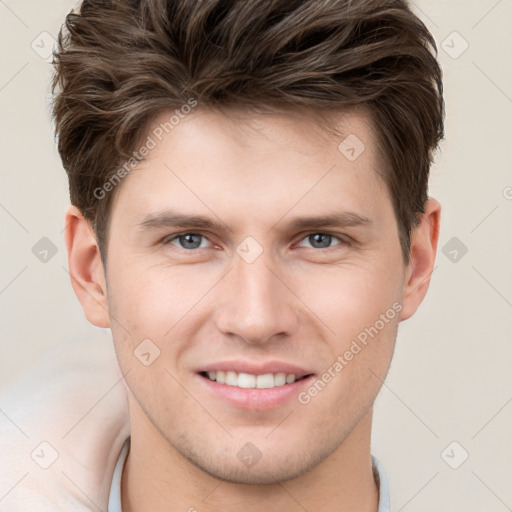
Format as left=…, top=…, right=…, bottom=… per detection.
left=65, top=108, right=440, bottom=512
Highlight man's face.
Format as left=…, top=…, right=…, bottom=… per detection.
left=105, top=108, right=406, bottom=484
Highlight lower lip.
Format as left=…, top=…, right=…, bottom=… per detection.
left=197, top=373, right=315, bottom=410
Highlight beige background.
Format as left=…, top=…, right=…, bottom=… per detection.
left=1, top=1, right=511, bottom=510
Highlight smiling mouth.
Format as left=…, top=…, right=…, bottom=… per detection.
left=199, top=371, right=313, bottom=389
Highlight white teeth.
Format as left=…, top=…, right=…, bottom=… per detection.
left=274, top=372, right=286, bottom=386
left=256, top=373, right=274, bottom=389
left=238, top=372, right=256, bottom=388
left=286, top=374, right=296, bottom=384
left=225, top=371, right=238, bottom=386
left=204, top=370, right=303, bottom=389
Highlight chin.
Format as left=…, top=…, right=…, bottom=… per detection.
left=191, top=457, right=316, bottom=485
left=175, top=435, right=330, bottom=485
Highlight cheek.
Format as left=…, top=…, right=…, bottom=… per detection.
left=106, top=261, right=216, bottom=379
left=107, top=261, right=203, bottom=332
left=297, top=259, right=403, bottom=335
left=293, top=259, right=402, bottom=398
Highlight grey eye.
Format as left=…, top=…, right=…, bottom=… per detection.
left=170, top=233, right=207, bottom=250
left=298, top=233, right=342, bottom=249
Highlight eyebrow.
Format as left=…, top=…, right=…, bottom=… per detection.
left=136, top=209, right=372, bottom=232
left=283, top=212, right=372, bottom=231
left=137, top=211, right=228, bottom=232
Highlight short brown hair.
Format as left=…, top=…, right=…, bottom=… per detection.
left=51, top=0, right=444, bottom=264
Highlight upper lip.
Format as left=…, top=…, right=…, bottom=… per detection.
left=199, top=360, right=313, bottom=379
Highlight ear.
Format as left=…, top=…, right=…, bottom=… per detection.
left=400, top=198, right=441, bottom=321
left=64, top=205, right=110, bottom=328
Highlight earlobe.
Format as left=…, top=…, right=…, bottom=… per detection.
left=400, top=198, right=441, bottom=321
left=64, top=205, right=110, bottom=328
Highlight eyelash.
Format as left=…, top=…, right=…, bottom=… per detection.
left=161, top=232, right=350, bottom=251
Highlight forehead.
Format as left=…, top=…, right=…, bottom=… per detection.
left=109, top=106, right=389, bottom=227
left=146, top=105, right=378, bottom=160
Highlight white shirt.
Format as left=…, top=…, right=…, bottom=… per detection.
left=107, top=438, right=391, bottom=512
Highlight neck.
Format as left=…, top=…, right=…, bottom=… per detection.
left=121, top=404, right=379, bottom=512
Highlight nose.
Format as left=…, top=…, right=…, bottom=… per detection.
left=214, top=250, right=299, bottom=346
